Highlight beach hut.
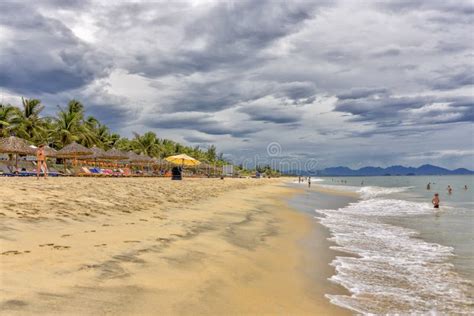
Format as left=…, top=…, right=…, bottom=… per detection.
left=0, top=136, right=35, bottom=169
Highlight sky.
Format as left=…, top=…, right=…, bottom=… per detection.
left=0, top=0, right=473, bottom=170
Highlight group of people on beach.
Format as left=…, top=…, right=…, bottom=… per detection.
left=297, top=176, right=312, bottom=188
left=429, top=183, right=468, bottom=209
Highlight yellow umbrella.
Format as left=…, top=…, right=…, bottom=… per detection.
left=165, top=154, right=200, bottom=166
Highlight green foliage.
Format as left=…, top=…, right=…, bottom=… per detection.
left=1, top=98, right=232, bottom=167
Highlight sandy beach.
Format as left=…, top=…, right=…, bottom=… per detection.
left=0, top=177, right=349, bottom=315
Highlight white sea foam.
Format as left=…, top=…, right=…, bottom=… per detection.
left=316, top=197, right=474, bottom=314
left=318, top=184, right=412, bottom=199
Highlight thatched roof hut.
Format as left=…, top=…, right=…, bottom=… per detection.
left=56, top=142, right=93, bottom=158
left=80, top=145, right=108, bottom=160
left=104, top=148, right=128, bottom=160
left=0, top=136, right=35, bottom=155
left=29, top=145, right=58, bottom=157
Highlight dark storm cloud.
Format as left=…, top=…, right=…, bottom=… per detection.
left=377, top=0, right=474, bottom=15
left=337, top=88, right=389, bottom=100
left=183, top=135, right=213, bottom=144
left=143, top=112, right=261, bottom=137
left=0, top=2, right=110, bottom=94
left=277, top=82, right=316, bottom=101
left=335, top=93, right=474, bottom=131
left=431, top=67, right=474, bottom=90
left=122, top=0, right=326, bottom=78
left=238, top=105, right=302, bottom=124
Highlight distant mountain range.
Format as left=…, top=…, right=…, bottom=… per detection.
left=288, top=164, right=474, bottom=176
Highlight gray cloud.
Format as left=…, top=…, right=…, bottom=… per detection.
left=143, top=112, right=261, bottom=137
left=0, top=2, right=111, bottom=94
left=0, top=0, right=473, bottom=169
left=337, top=88, right=389, bottom=100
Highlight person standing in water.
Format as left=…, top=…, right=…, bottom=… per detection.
left=36, top=144, right=48, bottom=179
left=464, top=185, right=468, bottom=190
left=432, top=193, right=440, bottom=208
left=308, top=177, right=311, bottom=188
left=447, top=185, right=452, bottom=195
left=427, top=182, right=431, bottom=190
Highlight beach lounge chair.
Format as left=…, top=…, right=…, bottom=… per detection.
left=0, top=164, right=14, bottom=176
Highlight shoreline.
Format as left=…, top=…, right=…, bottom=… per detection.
left=1, top=177, right=351, bottom=315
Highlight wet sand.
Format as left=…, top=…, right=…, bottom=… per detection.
left=0, top=177, right=350, bottom=315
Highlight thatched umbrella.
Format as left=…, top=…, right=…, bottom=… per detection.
left=104, top=148, right=128, bottom=160
left=0, top=136, right=35, bottom=169
left=56, top=142, right=93, bottom=172
left=138, top=153, right=153, bottom=163
left=44, top=145, right=58, bottom=158
left=127, top=151, right=145, bottom=163
left=29, top=145, right=58, bottom=158
left=56, top=142, right=92, bottom=158
left=80, top=145, right=107, bottom=160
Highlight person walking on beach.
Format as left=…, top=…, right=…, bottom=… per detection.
left=432, top=193, right=440, bottom=209
left=308, top=177, right=311, bottom=188
left=447, top=185, right=452, bottom=195
left=36, top=144, right=48, bottom=179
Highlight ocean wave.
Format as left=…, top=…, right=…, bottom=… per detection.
left=316, top=198, right=474, bottom=314
left=317, top=184, right=413, bottom=199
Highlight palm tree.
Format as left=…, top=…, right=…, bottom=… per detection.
left=15, top=98, right=45, bottom=142
left=1, top=98, right=233, bottom=168
left=52, top=109, right=83, bottom=148
left=131, top=132, right=161, bottom=157
left=0, top=104, right=20, bottom=137
left=160, top=139, right=176, bottom=158
left=67, top=99, right=85, bottom=118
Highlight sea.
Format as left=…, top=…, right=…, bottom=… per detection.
left=293, top=175, right=474, bottom=314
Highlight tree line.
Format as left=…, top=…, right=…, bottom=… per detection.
left=0, top=98, right=226, bottom=165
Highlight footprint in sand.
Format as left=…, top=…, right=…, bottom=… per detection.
left=93, top=244, right=107, bottom=247
left=53, top=245, right=71, bottom=250
left=61, top=234, right=71, bottom=238
left=38, top=243, right=55, bottom=247
left=139, top=219, right=148, bottom=222
left=125, top=222, right=135, bottom=225
left=123, top=240, right=141, bottom=243
left=1, top=250, right=22, bottom=255
left=102, top=224, right=111, bottom=227
left=84, top=230, right=96, bottom=233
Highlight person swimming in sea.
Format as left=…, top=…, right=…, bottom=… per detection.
left=432, top=193, right=440, bottom=208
